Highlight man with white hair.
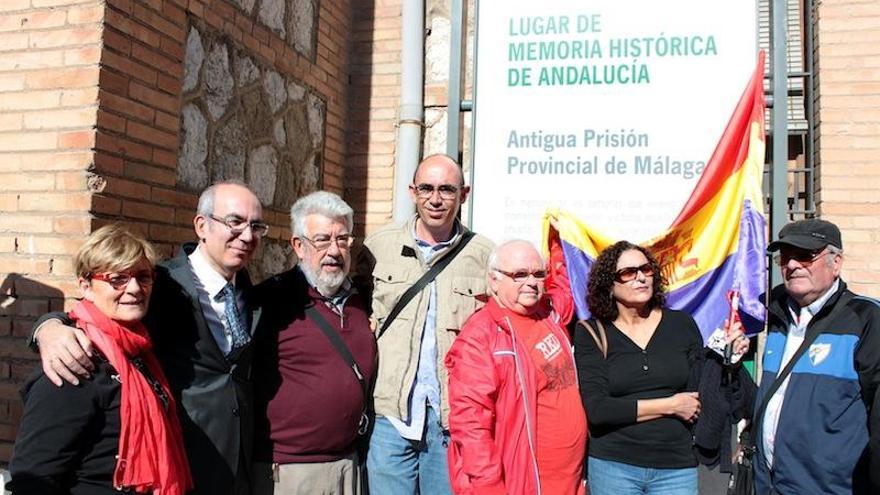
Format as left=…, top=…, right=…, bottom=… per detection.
left=754, top=218, right=880, bottom=494
left=251, top=191, right=377, bottom=495
left=445, top=239, right=586, bottom=494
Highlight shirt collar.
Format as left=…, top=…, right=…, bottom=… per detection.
left=189, top=245, right=236, bottom=300
left=327, top=280, right=353, bottom=308
left=788, top=278, right=840, bottom=319
left=309, top=277, right=354, bottom=313
left=412, top=220, right=461, bottom=252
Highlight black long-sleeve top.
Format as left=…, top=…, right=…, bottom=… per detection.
left=7, top=360, right=134, bottom=495
left=575, top=308, right=703, bottom=469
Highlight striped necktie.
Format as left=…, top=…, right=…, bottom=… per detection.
left=221, top=282, right=250, bottom=353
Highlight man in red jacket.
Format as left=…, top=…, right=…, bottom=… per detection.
left=446, top=239, right=587, bottom=494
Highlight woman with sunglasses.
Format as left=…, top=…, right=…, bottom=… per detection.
left=574, top=241, right=749, bottom=495
left=8, top=224, right=191, bottom=495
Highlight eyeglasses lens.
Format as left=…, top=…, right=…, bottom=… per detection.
left=415, top=184, right=458, bottom=199
left=616, top=263, right=653, bottom=282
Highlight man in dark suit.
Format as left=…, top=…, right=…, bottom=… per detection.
left=30, top=181, right=267, bottom=495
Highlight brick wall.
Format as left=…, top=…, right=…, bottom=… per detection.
left=347, top=0, right=400, bottom=236
left=0, top=0, right=104, bottom=460
left=0, top=0, right=352, bottom=463
left=814, top=0, right=880, bottom=296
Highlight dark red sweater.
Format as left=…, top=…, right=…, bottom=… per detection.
left=252, top=268, right=377, bottom=463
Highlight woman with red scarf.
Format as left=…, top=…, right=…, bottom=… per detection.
left=8, top=224, right=192, bottom=495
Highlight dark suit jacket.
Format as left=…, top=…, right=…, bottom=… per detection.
left=143, top=243, right=262, bottom=495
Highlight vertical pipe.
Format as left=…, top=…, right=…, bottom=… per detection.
left=770, top=0, right=789, bottom=288
left=446, top=0, right=465, bottom=162
left=393, top=0, right=425, bottom=222
left=804, top=0, right=815, bottom=215
left=466, top=0, right=481, bottom=227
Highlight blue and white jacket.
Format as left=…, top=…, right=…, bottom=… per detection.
left=754, top=281, right=880, bottom=494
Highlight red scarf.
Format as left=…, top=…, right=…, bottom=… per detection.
left=70, top=300, right=192, bottom=495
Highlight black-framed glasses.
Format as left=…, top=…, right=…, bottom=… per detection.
left=208, top=214, right=270, bottom=237
left=300, top=234, right=355, bottom=252
left=91, top=271, right=155, bottom=290
left=411, top=183, right=461, bottom=200
left=494, top=268, right=547, bottom=283
left=773, top=248, right=827, bottom=267
left=614, top=263, right=654, bottom=283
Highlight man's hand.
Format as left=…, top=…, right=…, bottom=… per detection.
left=726, top=318, right=750, bottom=357
left=724, top=318, right=751, bottom=360
left=35, top=319, right=94, bottom=386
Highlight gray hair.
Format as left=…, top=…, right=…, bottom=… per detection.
left=290, top=191, right=354, bottom=237
left=487, top=239, right=544, bottom=280
left=196, top=180, right=251, bottom=216
left=825, top=244, right=844, bottom=267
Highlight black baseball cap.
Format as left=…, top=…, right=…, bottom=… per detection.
left=767, top=219, right=842, bottom=252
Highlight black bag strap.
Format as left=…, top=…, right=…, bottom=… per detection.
left=577, top=319, right=608, bottom=358
left=747, top=291, right=854, bottom=446
left=305, top=304, right=370, bottom=435
left=305, top=305, right=366, bottom=396
left=376, top=231, right=476, bottom=340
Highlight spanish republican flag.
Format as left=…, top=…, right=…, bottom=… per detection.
left=545, top=51, right=767, bottom=339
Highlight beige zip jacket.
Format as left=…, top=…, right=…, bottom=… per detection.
left=357, top=216, right=494, bottom=428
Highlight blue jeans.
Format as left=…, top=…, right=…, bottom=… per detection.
left=366, top=407, right=452, bottom=495
left=588, top=457, right=698, bottom=495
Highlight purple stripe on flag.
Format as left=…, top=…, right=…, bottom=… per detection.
left=666, top=257, right=738, bottom=342
left=732, top=199, right=767, bottom=325
left=561, top=239, right=595, bottom=320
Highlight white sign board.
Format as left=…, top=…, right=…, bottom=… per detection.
left=470, top=0, right=758, bottom=246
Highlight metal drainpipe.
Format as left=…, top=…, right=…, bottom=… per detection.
left=770, top=0, right=788, bottom=289
left=392, top=0, right=425, bottom=222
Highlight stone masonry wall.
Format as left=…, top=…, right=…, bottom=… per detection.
left=176, top=21, right=328, bottom=280
left=0, top=0, right=352, bottom=463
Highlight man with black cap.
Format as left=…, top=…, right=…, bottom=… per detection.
left=754, top=218, right=880, bottom=494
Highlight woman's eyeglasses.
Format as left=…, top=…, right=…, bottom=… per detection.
left=614, top=263, right=654, bottom=283
left=91, top=272, right=154, bottom=289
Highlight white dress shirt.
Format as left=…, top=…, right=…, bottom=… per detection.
left=188, top=246, right=245, bottom=355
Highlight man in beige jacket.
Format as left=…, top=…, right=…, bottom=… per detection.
left=357, top=154, right=493, bottom=495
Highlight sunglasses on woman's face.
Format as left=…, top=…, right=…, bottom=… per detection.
left=614, top=263, right=654, bottom=283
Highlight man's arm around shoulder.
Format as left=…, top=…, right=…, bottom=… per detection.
left=29, top=312, right=94, bottom=387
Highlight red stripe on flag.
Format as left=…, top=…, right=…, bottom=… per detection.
left=670, top=51, right=766, bottom=228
